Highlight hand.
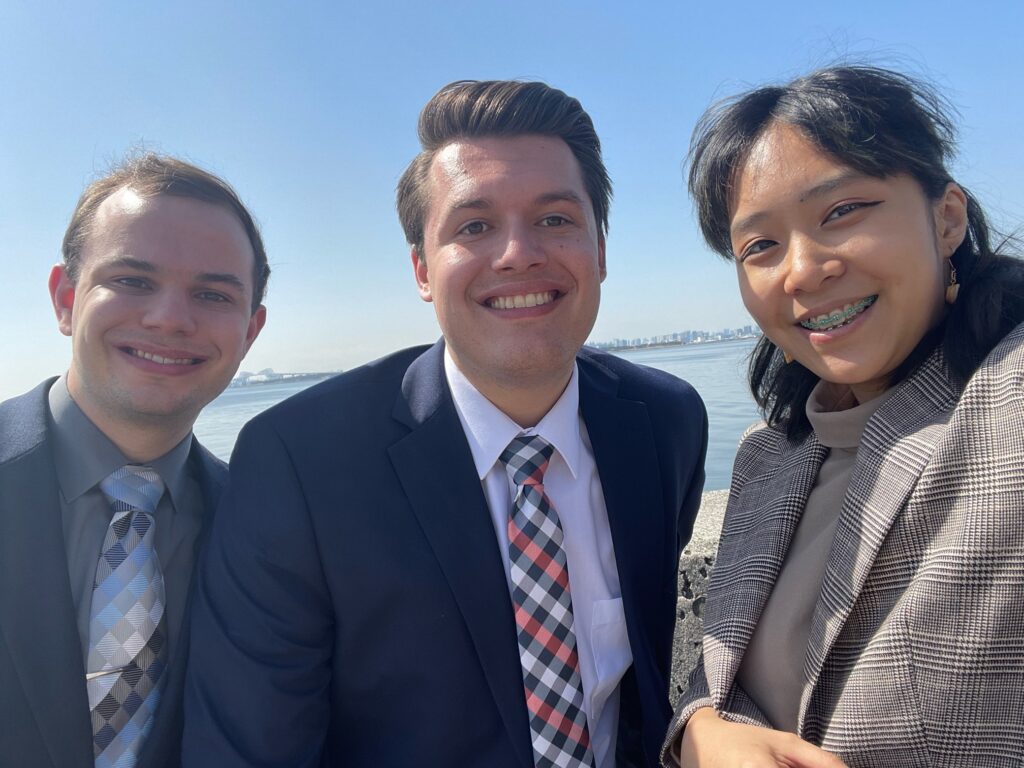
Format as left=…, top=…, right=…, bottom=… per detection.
left=676, top=707, right=849, bottom=768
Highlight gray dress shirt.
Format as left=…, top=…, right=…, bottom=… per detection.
left=47, top=377, right=204, bottom=666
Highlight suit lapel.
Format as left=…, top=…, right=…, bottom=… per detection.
left=0, top=384, right=92, bottom=768
left=577, top=359, right=666, bottom=709
left=387, top=342, right=533, bottom=768
left=800, top=352, right=959, bottom=718
left=703, top=432, right=828, bottom=703
left=138, top=443, right=223, bottom=767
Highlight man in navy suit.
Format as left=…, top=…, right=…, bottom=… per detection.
left=184, top=80, right=706, bottom=767
left=0, top=154, right=267, bottom=768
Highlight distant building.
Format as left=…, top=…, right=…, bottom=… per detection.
left=588, top=322, right=760, bottom=351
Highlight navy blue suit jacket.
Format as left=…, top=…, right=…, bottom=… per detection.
left=184, top=343, right=706, bottom=767
left=0, top=379, right=225, bottom=768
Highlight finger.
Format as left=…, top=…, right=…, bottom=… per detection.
left=782, top=738, right=849, bottom=768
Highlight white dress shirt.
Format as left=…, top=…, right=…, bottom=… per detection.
left=445, top=350, right=632, bottom=768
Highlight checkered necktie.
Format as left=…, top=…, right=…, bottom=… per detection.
left=86, top=465, right=167, bottom=768
left=501, top=435, right=594, bottom=768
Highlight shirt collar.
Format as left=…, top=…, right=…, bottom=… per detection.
left=48, top=374, right=194, bottom=510
left=444, top=348, right=581, bottom=481
left=805, top=380, right=895, bottom=450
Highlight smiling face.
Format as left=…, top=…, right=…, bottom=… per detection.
left=413, top=134, right=606, bottom=424
left=50, top=188, right=266, bottom=454
left=729, top=123, right=967, bottom=402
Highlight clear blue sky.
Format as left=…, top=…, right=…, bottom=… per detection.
left=2, top=0, right=1021, bottom=398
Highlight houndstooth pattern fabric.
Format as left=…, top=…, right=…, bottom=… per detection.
left=501, top=435, right=594, bottom=768
left=87, top=465, right=167, bottom=768
left=662, top=324, right=1024, bottom=768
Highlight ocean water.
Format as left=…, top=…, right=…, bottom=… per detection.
left=193, top=338, right=761, bottom=491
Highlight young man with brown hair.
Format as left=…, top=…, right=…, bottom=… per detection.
left=185, top=81, right=705, bottom=768
left=0, top=154, right=267, bottom=768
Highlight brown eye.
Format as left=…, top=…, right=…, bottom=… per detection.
left=113, top=276, right=151, bottom=290
left=825, top=200, right=881, bottom=222
left=738, top=239, right=776, bottom=262
left=459, top=221, right=489, bottom=236
left=539, top=215, right=569, bottom=227
left=197, top=291, right=230, bottom=303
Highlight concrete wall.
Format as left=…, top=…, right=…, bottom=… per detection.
left=670, top=489, right=728, bottom=701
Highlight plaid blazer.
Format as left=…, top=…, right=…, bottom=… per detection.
left=663, top=322, right=1024, bottom=768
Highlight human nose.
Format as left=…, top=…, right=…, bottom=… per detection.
left=782, top=234, right=843, bottom=294
left=492, top=223, right=547, bottom=272
left=140, top=289, right=198, bottom=334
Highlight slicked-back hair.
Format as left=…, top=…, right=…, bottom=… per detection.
left=687, top=65, right=1024, bottom=439
left=396, top=80, right=611, bottom=258
left=62, top=153, right=270, bottom=313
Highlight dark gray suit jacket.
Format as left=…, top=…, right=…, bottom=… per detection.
left=0, top=379, right=225, bottom=768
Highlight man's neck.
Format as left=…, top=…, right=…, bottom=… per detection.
left=66, top=383, right=192, bottom=463
left=460, top=369, right=573, bottom=429
left=104, top=425, right=191, bottom=464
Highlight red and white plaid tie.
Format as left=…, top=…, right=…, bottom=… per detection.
left=501, top=435, right=594, bottom=768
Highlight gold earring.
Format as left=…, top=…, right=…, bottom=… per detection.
left=945, top=260, right=960, bottom=305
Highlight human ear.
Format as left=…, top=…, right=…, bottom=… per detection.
left=597, top=234, right=607, bottom=282
left=243, top=305, right=267, bottom=354
left=934, top=183, right=969, bottom=258
left=48, top=264, right=76, bottom=337
left=412, top=247, right=432, bottom=302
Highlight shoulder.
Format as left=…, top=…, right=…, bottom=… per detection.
left=0, top=379, right=56, bottom=465
left=732, top=419, right=799, bottom=477
left=232, top=345, right=435, bottom=458
left=577, top=347, right=705, bottom=413
left=254, top=345, right=430, bottom=424
left=973, top=321, right=1024, bottom=383
left=951, top=321, right=1024, bottom=417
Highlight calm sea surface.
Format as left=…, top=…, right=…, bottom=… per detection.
left=193, top=338, right=761, bottom=491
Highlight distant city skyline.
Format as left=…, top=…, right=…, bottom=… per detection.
left=3, top=2, right=1021, bottom=399
left=591, top=324, right=760, bottom=351
left=232, top=321, right=762, bottom=379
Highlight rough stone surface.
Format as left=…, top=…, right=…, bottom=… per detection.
left=670, top=489, right=728, bottom=704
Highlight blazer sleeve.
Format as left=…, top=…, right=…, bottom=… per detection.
left=660, top=656, right=714, bottom=767
left=183, top=416, right=334, bottom=768
left=660, top=657, right=775, bottom=767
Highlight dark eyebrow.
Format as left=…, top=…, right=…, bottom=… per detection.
left=729, top=210, right=770, bottom=240
left=451, top=198, right=490, bottom=212
left=730, top=170, right=870, bottom=238
left=797, top=170, right=867, bottom=203
left=197, top=273, right=247, bottom=293
left=103, top=256, right=245, bottom=293
left=106, top=256, right=157, bottom=272
left=449, top=190, right=587, bottom=213
left=535, top=190, right=586, bottom=207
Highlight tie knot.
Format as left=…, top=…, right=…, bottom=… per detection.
left=500, top=434, right=555, bottom=487
left=99, top=465, right=165, bottom=515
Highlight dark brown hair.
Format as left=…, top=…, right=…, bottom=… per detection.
left=396, top=80, right=611, bottom=257
left=62, top=153, right=270, bottom=313
left=688, top=65, right=1024, bottom=439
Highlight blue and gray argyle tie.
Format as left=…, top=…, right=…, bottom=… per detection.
left=86, top=465, right=167, bottom=768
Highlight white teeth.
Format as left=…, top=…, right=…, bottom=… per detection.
left=130, top=348, right=198, bottom=365
left=488, top=291, right=556, bottom=310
